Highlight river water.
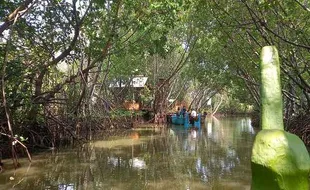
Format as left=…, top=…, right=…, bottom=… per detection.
left=0, top=116, right=256, bottom=190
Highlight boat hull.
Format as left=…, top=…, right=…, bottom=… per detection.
left=171, top=113, right=201, bottom=129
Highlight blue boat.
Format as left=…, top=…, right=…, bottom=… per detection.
left=171, top=113, right=201, bottom=129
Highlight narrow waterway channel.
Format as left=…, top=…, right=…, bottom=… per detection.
left=0, top=116, right=256, bottom=190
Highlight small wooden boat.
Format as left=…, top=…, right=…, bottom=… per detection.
left=171, top=113, right=201, bottom=129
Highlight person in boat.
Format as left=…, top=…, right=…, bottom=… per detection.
left=176, top=107, right=181, bottom=116
left=189, top=108, right=197, bottom=126
left=180, top=106, right=187, bottom=117
left=203, top=111, right=207, bottom=117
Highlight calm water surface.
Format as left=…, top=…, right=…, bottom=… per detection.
left=0, top=117, right=256, bottom=190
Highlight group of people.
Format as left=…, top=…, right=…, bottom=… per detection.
left=176, top=106, right=198, bottom=125
left=176, top=106, right=187, bottom=117
left=155, top=106, right=202, bottom=126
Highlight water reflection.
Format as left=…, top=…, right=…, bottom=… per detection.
left=0, top=117, right=256, bottom=190
left=58, top=183, right=74, bottom=190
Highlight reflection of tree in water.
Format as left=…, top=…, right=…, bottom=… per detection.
left=167, top=117, right=256, bottom=188
left=1, top=118, right=255, bottom=189
left=198, top=117, right=255, bottom=185
left=58, top=119, right=254, bottom=189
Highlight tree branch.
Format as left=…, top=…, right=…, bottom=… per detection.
left=293, top=0, right=310, bottom=12
left=0, top=0, right=35, bottom=35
